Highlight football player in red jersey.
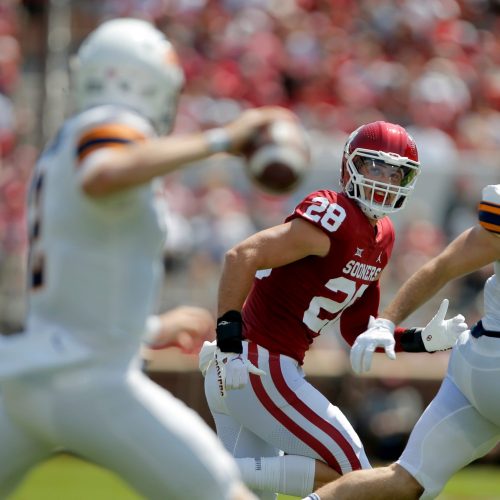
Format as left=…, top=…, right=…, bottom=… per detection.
left=201, top=121, right=468, bottom=499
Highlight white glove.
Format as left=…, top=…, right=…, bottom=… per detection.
left=350, top=316, right=396, bottom=375
left=421, top=299, right=468, bottom=352
left=214, top=348, right=266, bottom=397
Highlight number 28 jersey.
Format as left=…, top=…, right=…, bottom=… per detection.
left=242, top=190, right=395, bottom=364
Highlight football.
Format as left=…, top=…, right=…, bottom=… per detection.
left=244, top=119, right=310, bottom=195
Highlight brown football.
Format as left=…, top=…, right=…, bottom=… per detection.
left=244, top=119, right=310, bottom=195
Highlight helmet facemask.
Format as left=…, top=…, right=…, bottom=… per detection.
left=341, top=123, right=420, bottom=220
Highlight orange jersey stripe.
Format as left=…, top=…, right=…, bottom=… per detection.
left=479, top=220, right=500, bottom=233
left=478, top=201, right=500, bottom=233
left=77, top=124, right=146, bottom=163
left=478, top=201, right=500, bottom=216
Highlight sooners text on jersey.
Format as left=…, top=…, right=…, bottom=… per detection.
left=242, top=190, right=395, bottom=364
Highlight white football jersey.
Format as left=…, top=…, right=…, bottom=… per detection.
left=25, top=105, right=167, bottom=355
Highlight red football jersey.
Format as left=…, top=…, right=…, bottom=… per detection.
left=242, top=190, right=395, bottom=364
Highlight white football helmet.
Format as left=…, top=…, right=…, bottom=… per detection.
left=341, top=121, right=420, bottom=220
left=72, top=18, right=185, bottom=134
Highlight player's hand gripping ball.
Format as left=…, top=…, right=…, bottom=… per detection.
left=243, top=118, right=310, bottom=195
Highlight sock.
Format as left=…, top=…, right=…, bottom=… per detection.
left=236, top=455, right=315, bottom=496
left=302, top=495, right=321, bottom=500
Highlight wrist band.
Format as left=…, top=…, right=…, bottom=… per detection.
left=205, top=128, right=231, bottom=153
left=400, top=327, right=426, bottom=352
left=216, top=310, right=243, bottom=353
left=143, top=315, right=162, bottom=345
left=374, top=317, right=396, bottom=333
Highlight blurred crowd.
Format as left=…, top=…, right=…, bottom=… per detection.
left=1, top=0, right=499, bottom=335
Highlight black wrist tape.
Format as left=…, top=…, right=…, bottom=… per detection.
left=216, top=310, right=243, bottom=353
left=400, top=327, right=427, bottom=353
left=218, top=310, right=242, bottom=323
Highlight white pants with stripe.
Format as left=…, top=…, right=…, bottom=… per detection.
left=398, top=330, right=500, bottom=500
left=204, top=341, right=370, bottom=476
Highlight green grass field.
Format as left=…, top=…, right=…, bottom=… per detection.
left=8, top=454, right=500, bottom=500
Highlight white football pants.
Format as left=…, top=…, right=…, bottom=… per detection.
left=0, top=356, right=242, bottom=500
left=398, top=331, right=500, bottom=499
left=204, top=341, right=370, bottom=481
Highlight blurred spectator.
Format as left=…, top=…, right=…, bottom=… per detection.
left=0, top=93, right=15, bottom=159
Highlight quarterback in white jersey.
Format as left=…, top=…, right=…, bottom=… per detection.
left=0, top=17, right=297, bottom=500
left=27, top=105, right=166, bottom=357
left=304, top=184, right=500, bottom=500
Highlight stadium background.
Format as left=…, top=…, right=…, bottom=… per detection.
left=0, top=0, right=499, bottom=498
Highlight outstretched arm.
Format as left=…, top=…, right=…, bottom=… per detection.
left=350, top=225, right=498, bottom=374
left=382, top=225, right=500, bottom=325
left=80, top=106, right=297, bottom=197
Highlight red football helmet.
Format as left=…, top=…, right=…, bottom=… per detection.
left=341, top=121, right=420, bottom=220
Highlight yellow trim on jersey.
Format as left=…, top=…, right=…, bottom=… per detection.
left=77, top=124, right=146, bottom=163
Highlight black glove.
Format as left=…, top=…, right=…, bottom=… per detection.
left=216, top=310, right=243, bottom=354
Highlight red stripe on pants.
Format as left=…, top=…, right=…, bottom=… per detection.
left=248, top=343, right=344, bottom=473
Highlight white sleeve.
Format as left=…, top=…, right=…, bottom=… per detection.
left=482, top=184, right=500, bottom=204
